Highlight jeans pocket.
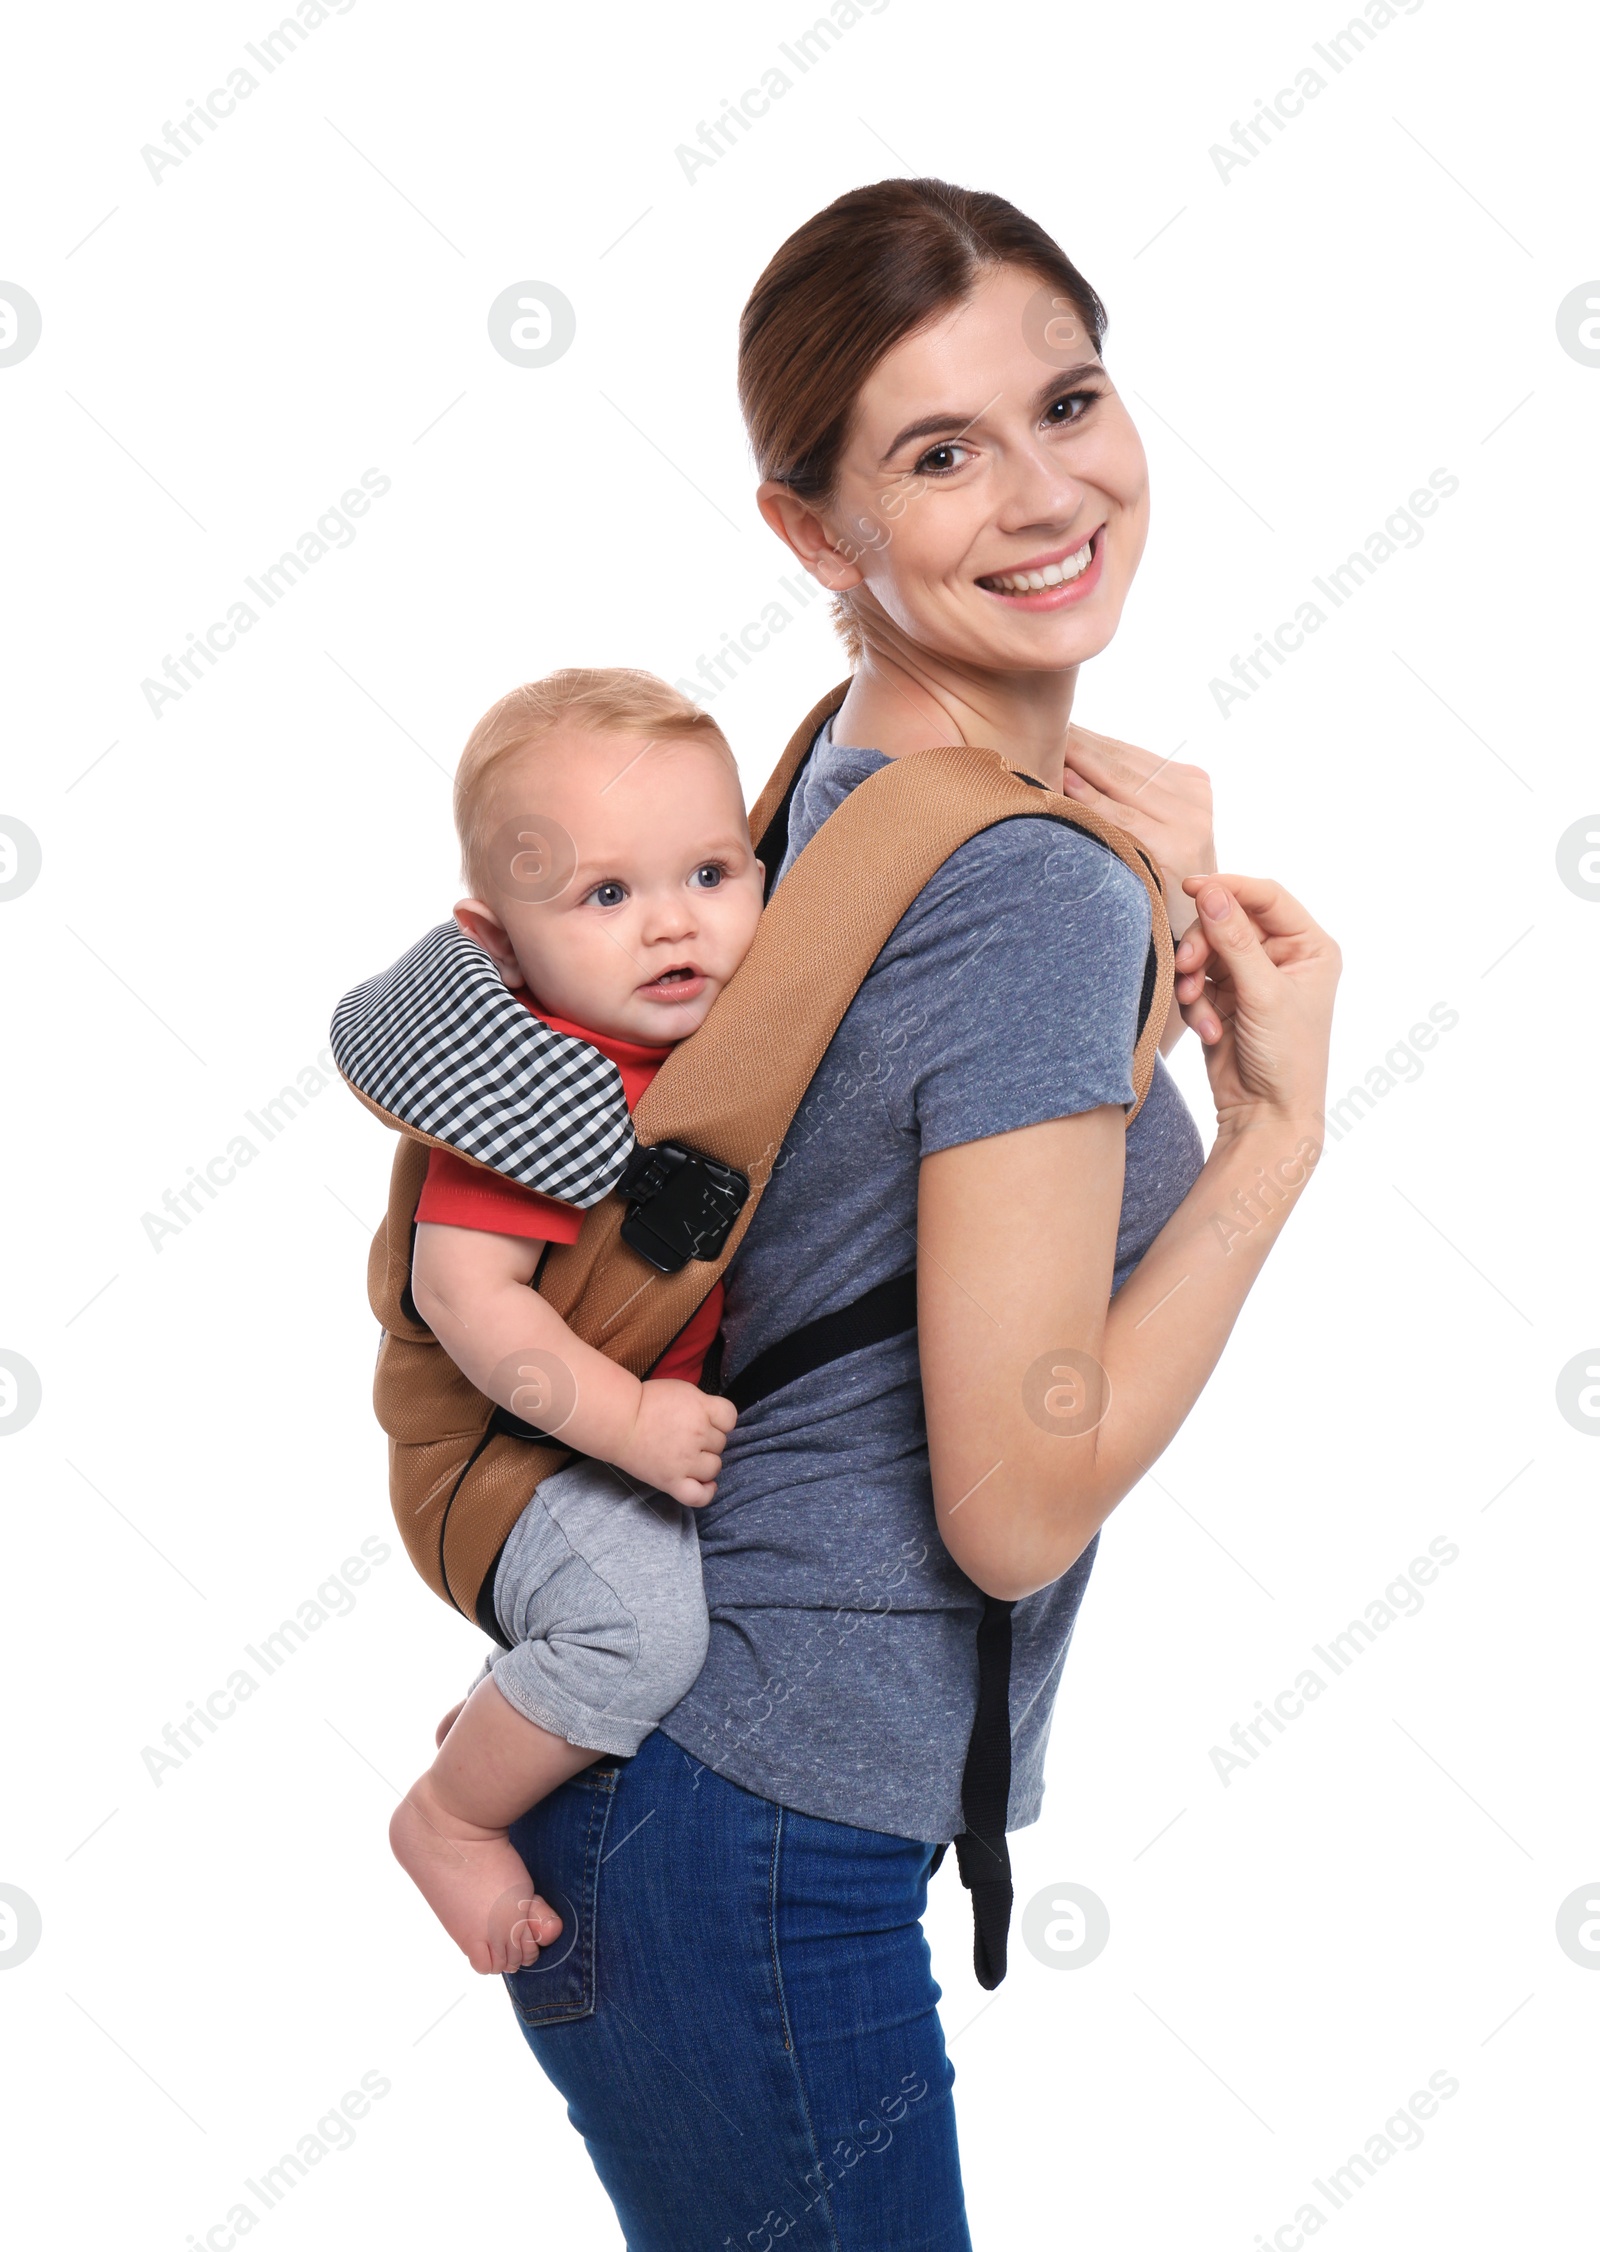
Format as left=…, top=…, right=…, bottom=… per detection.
left=503, top=1759, right=619, bottom=2027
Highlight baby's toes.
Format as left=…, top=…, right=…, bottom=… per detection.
left=499, top=1897, right=541, bottom=1970
left=525, top=1893, right=563, bottom=1944
left=490, top=1886, right=544, bottom=1972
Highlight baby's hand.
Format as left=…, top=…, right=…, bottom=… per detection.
left=616, top=1379, right=737, bottom=1506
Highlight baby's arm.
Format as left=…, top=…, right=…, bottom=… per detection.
left=411, top=1220, right=734, bottom=1506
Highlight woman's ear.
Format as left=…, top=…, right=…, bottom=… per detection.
left=756, top=481, right=866, bottom=593
left=454, top=899, right=525, bottom=988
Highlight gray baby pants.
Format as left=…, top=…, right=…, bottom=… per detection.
left=467, top=1459, right=709, bottom=1758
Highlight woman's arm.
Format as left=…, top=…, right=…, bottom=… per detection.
left=919, top=873, right=1338, bottom=1600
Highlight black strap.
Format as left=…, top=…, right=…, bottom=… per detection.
left=955, top=1594, right=1015, bottom=1989
left=721, top=1269, right=918, bottom=1412
left=753, top=736, right=816, bottom=901
left=716, top=1267, right=1016, bottom=1987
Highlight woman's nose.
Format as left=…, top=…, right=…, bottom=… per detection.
left=996, top=444, right=1088, bottom=535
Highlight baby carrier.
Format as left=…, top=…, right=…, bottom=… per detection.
left=333, top=681, right=1174, bottom=1987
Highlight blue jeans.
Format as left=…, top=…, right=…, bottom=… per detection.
left=505, top=1728, right=972, bottom=2251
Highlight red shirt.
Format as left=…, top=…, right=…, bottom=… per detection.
left=415, top=996, right=722, bottom=1386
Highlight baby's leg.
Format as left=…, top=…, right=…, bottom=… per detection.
left=491, top=1459, right=710, bottom=1762
left=391, top=1462, right=707, bottom=1976
left=390, top=1679, right=592, bottom=1975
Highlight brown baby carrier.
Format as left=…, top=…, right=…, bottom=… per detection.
left=333, top=679, right=1174, bottom=1987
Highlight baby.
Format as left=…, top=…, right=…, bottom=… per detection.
left=387, top=668, right=764, bottom=1973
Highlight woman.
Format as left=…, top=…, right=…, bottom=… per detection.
left=504, top=179, right=1339, bottom=2249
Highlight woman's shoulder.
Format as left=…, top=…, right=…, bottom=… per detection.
left=892, top=811, right=1151, bottom=967
left=862, top=813, right=1155, bottom=1144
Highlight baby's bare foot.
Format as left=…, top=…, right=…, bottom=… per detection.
left=390, top=1779, right=562, bottom=1975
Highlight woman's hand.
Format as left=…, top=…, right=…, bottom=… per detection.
left=1174, top=874, right=1340, bottom=1136
left=1058, top=722, right=1216, bottom=936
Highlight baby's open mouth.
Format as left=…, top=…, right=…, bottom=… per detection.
left=638, top=963, right=705, bottom=997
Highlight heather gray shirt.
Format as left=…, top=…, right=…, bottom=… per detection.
left=659, top=719, right=1205, bottom=1841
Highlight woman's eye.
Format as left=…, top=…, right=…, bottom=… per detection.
left=913, top=439, right=969, bottom=477
left=1045, top=389, right=1100, bottom=427
left=586, top=881, right=627, bottom=908
left=690, top=863, right=725, bottom=890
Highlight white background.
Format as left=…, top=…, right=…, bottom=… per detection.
left=2, top=0, right=1596, bottom=2244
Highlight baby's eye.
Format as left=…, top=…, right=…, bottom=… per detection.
left=689, top=863, right=725, bottom=890
left=585, top=880, right=628, bottom=909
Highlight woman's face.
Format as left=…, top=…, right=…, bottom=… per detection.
left=809, top=262, right=1150, bottom=674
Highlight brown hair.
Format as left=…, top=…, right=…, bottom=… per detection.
left=738, top=178, right=1108, bottom=660
left=454, top=668, right=731, bottom=895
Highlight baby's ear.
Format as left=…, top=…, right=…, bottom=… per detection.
left=454, top=899, right=525, bottom=988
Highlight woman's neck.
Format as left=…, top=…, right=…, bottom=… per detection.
left=832, top=641, right=1080, bottom=792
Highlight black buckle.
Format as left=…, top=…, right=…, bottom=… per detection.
left=616, top=1141, right=750, bottom=1275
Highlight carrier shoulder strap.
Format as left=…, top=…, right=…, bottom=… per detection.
left=355, top=677, right=1173, bottom=1620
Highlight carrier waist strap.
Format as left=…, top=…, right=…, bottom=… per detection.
left=720, top=1269, right=918, bottom=1411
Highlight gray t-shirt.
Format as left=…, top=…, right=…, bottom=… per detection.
left=659, top=719, right=1205, bottom=1841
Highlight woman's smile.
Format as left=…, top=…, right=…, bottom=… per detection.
left=975, top=526, right=1106, bottom=609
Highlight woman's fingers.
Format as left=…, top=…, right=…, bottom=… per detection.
left=1178, top=973, right=1236, bottom=1045
left=1175, top=874, right=1341, bottom=1119
left=1182, top=871, right=1330, bottom=949
left=1063, top=728, right=1215, bottom=855
left=1173, top=919, right=1222, bottom=1036
left=1183, top=881, right=1281, bottom=1005
left=1064, top=722, right=1203, bottom=807
left=1176, top=880, right=1296, bottom=1048
left=1058, top=766, right=1115, bottom=814
left=1174, top=921, right=1213, bottom=975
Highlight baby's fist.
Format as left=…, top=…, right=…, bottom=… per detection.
left=619, top=1379, right=737, bottom=1506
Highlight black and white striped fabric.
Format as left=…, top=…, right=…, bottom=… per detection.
left=330, top=922, right=636, bottom=1208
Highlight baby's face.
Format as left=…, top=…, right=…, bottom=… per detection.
left=462, top=729, right=765, bottom=1047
